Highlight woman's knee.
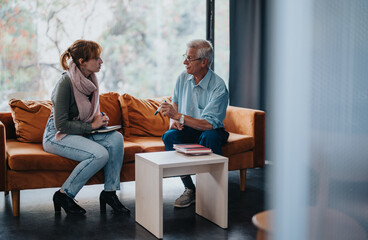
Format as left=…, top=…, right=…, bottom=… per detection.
left=101, top=132, right=124, bottom=156
left=92, top=148, right=109, bottom=166
left=108, top=131, right=124, bottom=148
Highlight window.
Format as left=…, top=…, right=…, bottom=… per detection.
left=0, top=0, right=229, bottom=111
left=214, top=0, right=229, bottom=86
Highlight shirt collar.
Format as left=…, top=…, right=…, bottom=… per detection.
left=187, top=69, right=213, bottom=89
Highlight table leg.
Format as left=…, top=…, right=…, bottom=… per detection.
left=196, top=162, right=228, bottom=228
left=135, top=160, right=163, bottom=238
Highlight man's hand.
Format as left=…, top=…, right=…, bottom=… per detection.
left=170, top=120, right=184, bottom=130
left=161, top=101, right=212, bottom=131
left=161, top=102, right=181, bottom=120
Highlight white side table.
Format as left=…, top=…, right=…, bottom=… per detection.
left=135, top=151, right=228, bottom=239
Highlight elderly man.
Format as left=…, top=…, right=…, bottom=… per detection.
left=161, top=39, right=229, bottom=208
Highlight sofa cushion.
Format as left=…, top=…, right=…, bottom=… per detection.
left=125, top=136, right=167, bottom=152
left=9, top=99, right=53, bottom=143
left=123, top=141, right=144, bottom=163
left=99, top=92, right=123, bottom=128
left=6, top=139, right=142, bottom=171
left=222, top=132, right=254, bottom=156
left=127, top=132, right=254, bottom=156
left=119, top=93, right=171, bottom=137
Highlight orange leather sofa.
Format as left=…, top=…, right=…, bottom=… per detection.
left=0, top=92, right=265, bottom=216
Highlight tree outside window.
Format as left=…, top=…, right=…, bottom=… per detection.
left=0, top=0, right=229, bottom=111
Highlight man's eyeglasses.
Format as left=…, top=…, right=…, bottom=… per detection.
left=182, top=54, right=202, bottom=63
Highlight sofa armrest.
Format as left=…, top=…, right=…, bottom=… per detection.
left=0, top=112, right=13, bottom=192
left=0, top=120, right=6, bottom=191
left=0, top=112, right=16, bottom=140
left=224, top=106, right=265, bottom=167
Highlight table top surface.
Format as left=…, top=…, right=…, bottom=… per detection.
left=135, top=151, right=228, bottom=168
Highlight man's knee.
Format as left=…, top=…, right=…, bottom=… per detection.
left=199, top=130, right=224, bottom=147
left=163, top=129, right=183, bottom=151
left=199, top=130, right=225, bottom=155
left=200, top=129, right=222, bottom=141
left=162, top=129, right=179, bottom=144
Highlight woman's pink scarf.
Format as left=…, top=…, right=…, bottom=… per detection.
left=56, top=61, right=100, bottom=140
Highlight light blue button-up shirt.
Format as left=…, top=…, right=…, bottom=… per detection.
left=172, top=69, right=229, bottom=129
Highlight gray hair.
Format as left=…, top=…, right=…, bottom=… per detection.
left=186, top=39, right=213, bottom=68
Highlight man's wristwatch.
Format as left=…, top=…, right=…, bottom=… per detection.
left=179, top=114, right=185, bottom=125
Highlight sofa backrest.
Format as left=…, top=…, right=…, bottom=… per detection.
left=4, top=92, right=123, bottom=143
left=119, top=93, right=171, bottom=137
left=2, top=93, right=245, bottom=142
left=99, top=92, right=123, bottom=128
left=3, top=93, right=172, bottom=142
left=8, top=99, right=52, bottom=142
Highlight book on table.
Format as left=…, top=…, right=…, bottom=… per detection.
left=173, top=144, right=212, bottom=155
left=91, top=125, right=122, bottom=133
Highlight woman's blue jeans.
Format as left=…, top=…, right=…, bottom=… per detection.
left=43, top=118, right=124, bottom=199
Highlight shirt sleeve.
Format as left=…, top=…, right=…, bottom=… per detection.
left=201, top=84, right=229, bottom=129
left=53, top=75, right=92, bottom=134
left=172, top=73, right=183, bottom=105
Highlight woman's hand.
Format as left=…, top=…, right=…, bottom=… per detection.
left=91, top=113, right=109, bottom=129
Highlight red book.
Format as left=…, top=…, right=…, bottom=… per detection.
left=173, top=144, right=212, bottom=155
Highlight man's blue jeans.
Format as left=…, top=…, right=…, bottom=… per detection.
left=162, top=126, right=229, bottom=189
left=43, top=118, right=124, bottom=199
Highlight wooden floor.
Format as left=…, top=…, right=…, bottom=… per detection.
left=0, top=167, right=267, bottom=240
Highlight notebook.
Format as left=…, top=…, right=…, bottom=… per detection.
left=91, top=125, right=122, bottom=133
left=173, top=144, right=212, bottom=155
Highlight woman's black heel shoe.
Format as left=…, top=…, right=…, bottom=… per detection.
left=53, top=190, right=86, bottom=215
left=54, top=201, right=61, bottom=212
left=100, top=197, right=107, bottom=212
left=99, top=190, right=130, bottom=215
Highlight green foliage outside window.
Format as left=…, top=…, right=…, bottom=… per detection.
left=0, top=0, right=228, bottom=111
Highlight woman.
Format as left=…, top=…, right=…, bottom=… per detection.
left=43, top=40, right=129, bottom=215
